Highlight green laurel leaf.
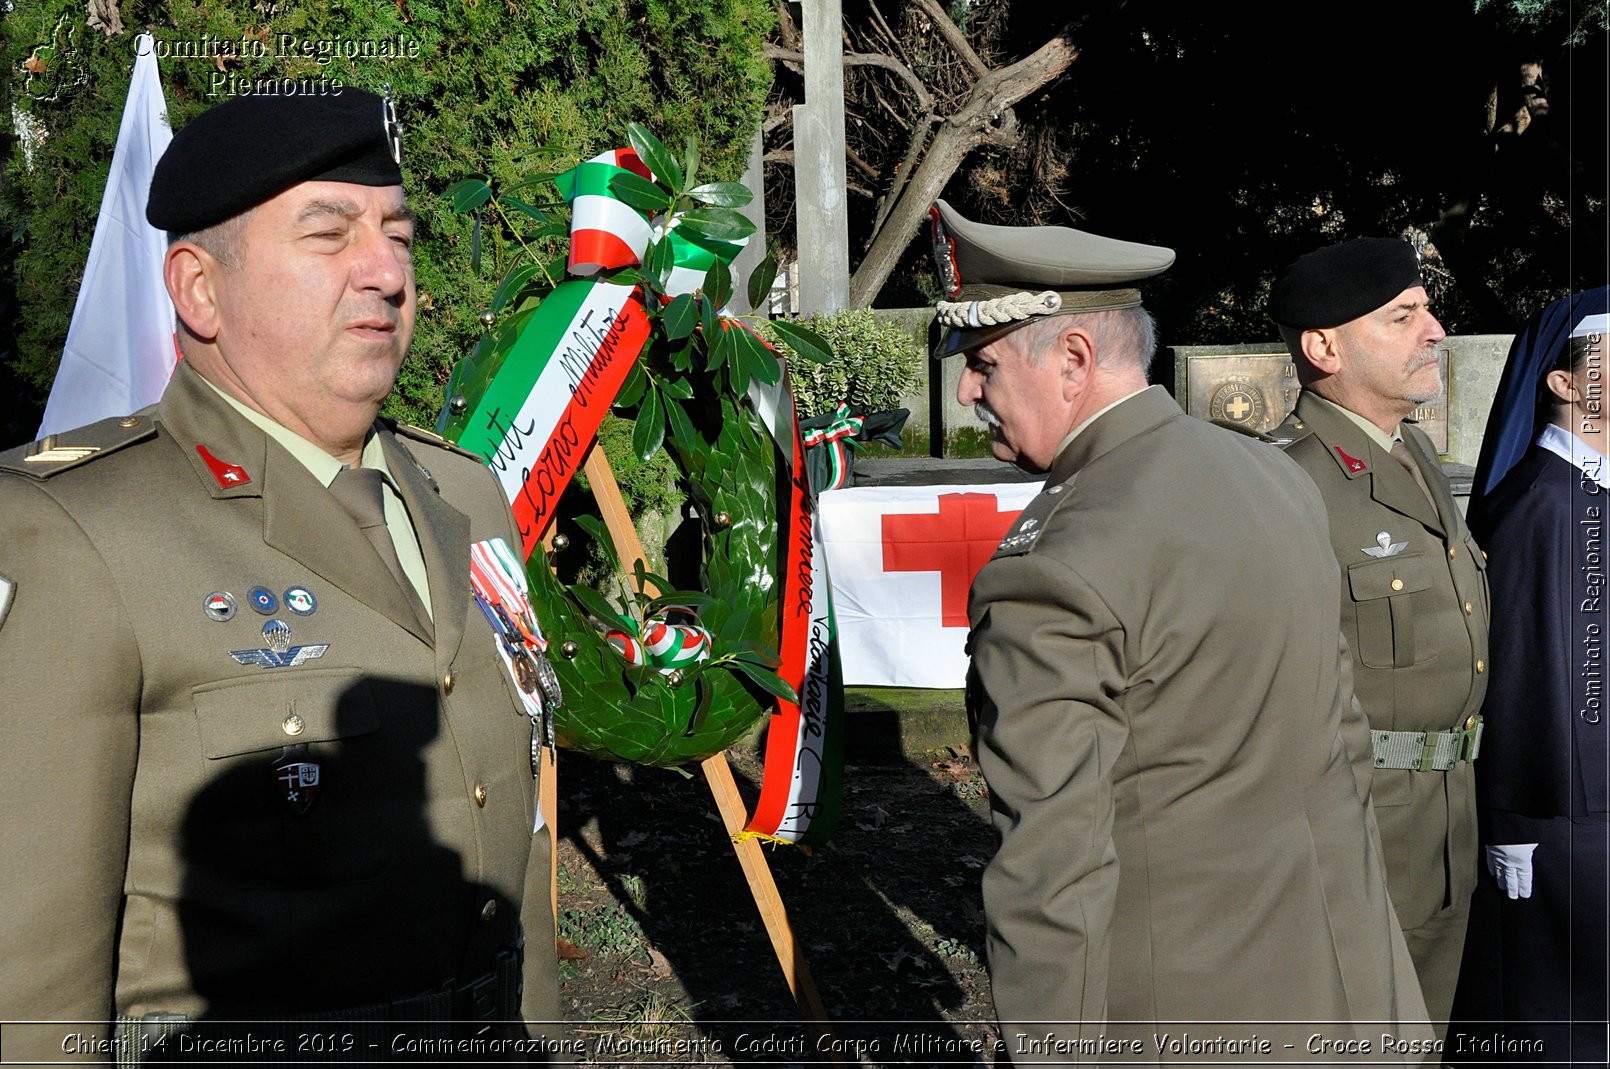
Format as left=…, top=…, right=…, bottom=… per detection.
left=609, top=171, right=673, bottom=214
left=626, top=122, right=684, bottom=192
left=688, top=181, right=752, bottom=208
left=490, top=263, right=543, bottom=314
left=702, top=258, right=733, bottom=310
left=445, top=177, right=493, bottom=213
left=746, top=257, right=778, bottom=312
left=633, top=386, right=666, bottom=460
left=677, top=207, right=756, bottom=243
left=728, top=659, right=799, bottom=704
left=663, top=293, right=698, bottom=341
left=769, top=319, right=834, bottom=365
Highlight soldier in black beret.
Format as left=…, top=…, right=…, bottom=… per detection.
left=0, top=88, right=567, bottom=1060
left=1268, top=236, right=1491, bottom=1037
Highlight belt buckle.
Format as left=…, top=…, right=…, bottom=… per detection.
left=465, top=973, right=499, bottom=1023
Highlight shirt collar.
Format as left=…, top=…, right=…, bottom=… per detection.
left=1538, top=423, right=1610, bottom=489
left=1307, top=394, right=1401, bottom=453
left=198, top=374, right=389, bottom=488
left=1053, top=385, right=1153, bottom=458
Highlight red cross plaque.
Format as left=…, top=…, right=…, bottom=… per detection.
left=882, top=492, right=1022, bottom=628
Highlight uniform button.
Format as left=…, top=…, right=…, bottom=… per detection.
left=1390, top=578, right=1405, bottom=591
left=1476, top=659, right=1487, bottom=674
left=480, top=900, right=497, bottom=923
left=282, top=714, right=305, bottom=736
left=474, top=783, right=488, bottom=807
left=1448, top=547, right=1458, bottom=559
left=1482, top=549, right=1489, bottom=561
left=443, top=672, right=455, bottom=694
left=1464, top=601, right=1473, bottom=616
left=118, top=416, right=140, bottom=429
left=1465, top=714, right=1479, bottom=730
left=1047, top=485, right=1063, bottom=495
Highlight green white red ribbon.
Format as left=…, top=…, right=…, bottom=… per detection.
left=801, top=402, right=865, bottom=492
left=741, top=364, right=845, bottom=847
left=604, top=607, right=713, bottom=672
left=444, top=144, right=840, bottom=845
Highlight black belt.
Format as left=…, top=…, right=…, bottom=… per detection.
left=115, top=947, right=522, bottom=1065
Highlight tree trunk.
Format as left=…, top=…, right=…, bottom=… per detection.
left=847, top=28, right=1082, bottom=309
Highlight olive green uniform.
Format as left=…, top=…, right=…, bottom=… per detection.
left=0, top=363, right=561, bottom=1060
left=968, top=387, right=1431, bottom=1061
left=1274, top=390, right=1490, bottom=1027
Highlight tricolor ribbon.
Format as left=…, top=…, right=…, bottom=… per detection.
left=603, top=607, right=713, bottom=672
left=800, top=402, right=865, bottom=493
left=444, top=146, right=840, bottom=845
left=741, top=368, right=845, bottom=848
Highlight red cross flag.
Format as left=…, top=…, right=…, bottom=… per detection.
left=818, top=483, right=1041, bottom=688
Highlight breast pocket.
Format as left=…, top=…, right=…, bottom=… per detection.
left=189, top=668, right=392, bottom=887
left=1346, top=553, right=1435, bottom=670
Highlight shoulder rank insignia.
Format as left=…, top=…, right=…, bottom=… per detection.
left=992, top=481, right=1071, bottom=559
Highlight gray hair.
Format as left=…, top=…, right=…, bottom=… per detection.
left=1011, top=306, right=1159, bottom=374
left=168, top=207, right=255, bottom=269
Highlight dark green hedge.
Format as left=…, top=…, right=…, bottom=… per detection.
left=2, top=0, right=774, bottom=434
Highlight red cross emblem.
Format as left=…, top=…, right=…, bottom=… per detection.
left=882, top=492, right=1022, bottom=628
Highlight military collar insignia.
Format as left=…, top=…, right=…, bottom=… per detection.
left=1334, top=445, right=1369, bottom=475
left=196, top=444, right=251, bottom=488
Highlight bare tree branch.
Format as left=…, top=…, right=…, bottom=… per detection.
left=768, top=44, right=934, bottom=115
left=914, top=0, right=989, bottom=79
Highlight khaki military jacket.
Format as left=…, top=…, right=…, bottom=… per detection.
left=1274, top=391, right=1489, bottom=928
left=0, top=364, right=560, bottom=1060
left=968, top=387, right=1430, bottom=1062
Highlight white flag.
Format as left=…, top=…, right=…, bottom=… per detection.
left=818, top=482, right=1041, bottom=688
left=40, top=33, right=174, bottom=438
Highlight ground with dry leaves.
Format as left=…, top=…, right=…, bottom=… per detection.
left=550, top=692, right=1000, bottom=1063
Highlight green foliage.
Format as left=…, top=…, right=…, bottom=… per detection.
left=1473, top=0, right=1608, bottom=43
left=438, top=124, right=836, bottom=767
left=1, top=0, right=774, bottom=436
left=757, top=308, right=924, bottom=421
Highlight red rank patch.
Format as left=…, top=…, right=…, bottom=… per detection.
left=197, top=444, right=251, bottom=488
left=1334, top=446, right=1368, bottom=474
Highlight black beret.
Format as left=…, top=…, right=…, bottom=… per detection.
left=147, top=88, right=402, bottom=233
left=1267, top=237, right=1424, bottom=329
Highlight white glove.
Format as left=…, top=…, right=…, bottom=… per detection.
left=1485, top=843, right=1539, bottom=899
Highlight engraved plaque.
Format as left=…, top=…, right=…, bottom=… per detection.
left=1176, top=347, right=1450, bottom=453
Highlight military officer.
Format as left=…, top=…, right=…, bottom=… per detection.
left=1268, top=237, right=1491, bottom=1034
left=0, top=90, right=565, bottom=1061
left=936, top=200, right=1430, bottom=1061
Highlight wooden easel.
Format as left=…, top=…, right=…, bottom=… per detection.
left=537, top=444, right=837, bottom=1044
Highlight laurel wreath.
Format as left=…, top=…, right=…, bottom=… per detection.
left=441, top=124, right=832, bottom=767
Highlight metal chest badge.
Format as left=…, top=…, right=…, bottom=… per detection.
left=470, top=537, right=562, bottom=774
left=274, top=745, right=320, bottom=815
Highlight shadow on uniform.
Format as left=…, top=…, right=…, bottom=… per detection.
left=164, top=678, right=520, bottom=1063
left=555, top=708, right=999, bottom=1062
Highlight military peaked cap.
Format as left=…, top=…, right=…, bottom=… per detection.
left=1267, top=237, right=1424, bottom=330
left=929, top=199, right=1175, bottom=356
left=147, top=87, right=403, bottom=233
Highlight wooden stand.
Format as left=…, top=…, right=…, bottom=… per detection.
left=537, top=445, right=835, bottom=1039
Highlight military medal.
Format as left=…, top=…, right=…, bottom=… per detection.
left=470, top=537, right=562, bottom=773
left=203, top=591, right=237, bottom=622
